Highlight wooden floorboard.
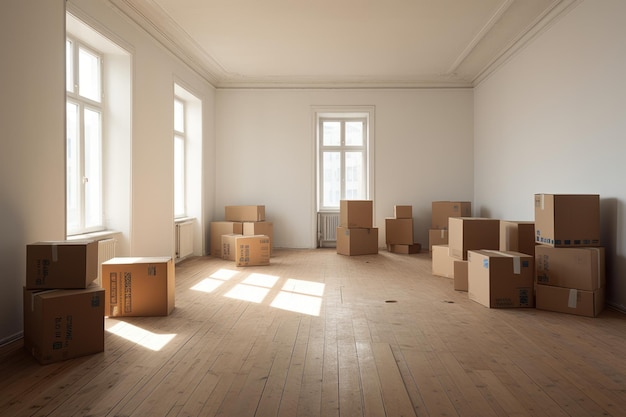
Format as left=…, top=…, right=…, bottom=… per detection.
left=1, top=248, right=625, bottom=417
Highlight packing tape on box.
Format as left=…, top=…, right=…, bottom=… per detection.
left=440, top=230, right=445, bottom=238
left=568, top=289, right=578, bottom=308
left=51, top=243, right=58, bottom=262
left=482, top=250, right=521, bottom=274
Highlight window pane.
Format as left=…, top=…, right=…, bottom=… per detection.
left=322, top=151, right=341, bottom=208
left=79, top=47, right=101, bottom=102
left=174, top=136, right=185, bottom=217
left=84, top=108, right=102, bottom=228
left=345, top=121, right=363, bottom=146
left=66, top=40, right=73, bottom=93
left=322, top=121, right=340, bottom=146
left=174, top=99, right=185, bottom=133
left=345, top=151, right=364, bottom=200
left=66, top=102, right=80, bottom=233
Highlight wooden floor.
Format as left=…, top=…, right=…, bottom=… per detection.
left=2, top=248, right=625, bottom=417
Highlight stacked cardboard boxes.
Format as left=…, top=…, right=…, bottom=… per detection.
left=385, top=205, right=421, bottom=254
left=336, top=200, right=378, bottom=256
left=24, top=240, right=105, bottom=364
left=429, top=201, right=471, bottom=251
left=500, top=220, right=536, bottom=257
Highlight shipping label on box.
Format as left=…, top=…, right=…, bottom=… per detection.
left=535, top=246, right=605, bottom=291
left=26, top=240, right=98, bottom=289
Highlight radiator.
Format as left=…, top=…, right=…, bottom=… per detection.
left=97, top=238, right=116, bottom=286
left=176, top=220, right=195, bottom=261
left=318, top=212, right=340, bottom=248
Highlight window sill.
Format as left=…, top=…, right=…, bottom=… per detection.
left=67, top=230, right=121, bottom=241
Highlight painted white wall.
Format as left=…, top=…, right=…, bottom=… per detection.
left=474, top=0, right=626, bottom=310
left=215, top=88, right=474, bottom=249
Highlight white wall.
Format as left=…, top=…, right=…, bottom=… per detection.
left=215, top=88, right=474, bottom=249
left=474, top=0, right=626, bottom=311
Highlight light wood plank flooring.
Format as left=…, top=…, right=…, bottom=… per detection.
left=1, top=248, right=625, bottom=417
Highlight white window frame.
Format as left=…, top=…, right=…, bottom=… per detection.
left=174, top=96, right=186, bottom=218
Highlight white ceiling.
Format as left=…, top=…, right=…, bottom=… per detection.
left=109, top=0, right=578, bottom=88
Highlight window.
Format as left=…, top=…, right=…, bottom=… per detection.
left=66, top=37, right=104, bottom=235
left=174, top=97, right=186, bottom=218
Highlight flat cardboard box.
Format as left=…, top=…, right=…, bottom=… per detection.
left=210, top=221, right=243, bottom=257
left=432, top=245, right=455, bottom=278
left=500, top=221, right=536, bottom=257
left=387, top=243, right=421, bottom=254
left=394, top=205, right=412, bottom=219
left=534, top=194, right=600, bottom=247
left=536, top=284, right=604, bottom=317
left=340, top=200, right=373, bottom=228
left=448, top=217, right=500, bottom=260
left=468, top=250, right=534, bottom=308
left=431, top=201, right=471, bottom=229
left=385, top=218, right=414, bottom=245
left=225, top=205, right=265, bottom=222
left=336, top=227, right=378, bottom=256
left=26, top=240, right=98, bottom=289
left=243, top=221, right=273, bottom=255
left=102, top=257, right=175, bottom=317
left=429, top=229, right=448, bottom=251
left=454, top=260, right=468, bottom=291
left=235, top=235, right=271, bottom=266
left=535, top=246, right=605, bottom=291
left=221, top=234, right=243, bottom=261
left=23, top=285, right=105, bottom=364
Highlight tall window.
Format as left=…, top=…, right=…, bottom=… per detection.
left=66, top=37, right=103, bottom=235
left=174, top=97, right=186, bottom=218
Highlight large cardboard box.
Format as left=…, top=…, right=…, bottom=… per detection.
left=394, top=205, right=412, bottom=219
left=26, top=240, right=98, bottom=289
left=340, top=200, right=373, bottom=228
left=210, top=221, right=243, bottom=257
left=336, top=227, right=378, bottom=256
left=243, top=221, right=273, bottom=255
left=432, top=245, right=455, bottom=278
left=468, top=250, right=534, bottom=308
left=23, top=285, right=105, bottom=364
left=385, top=218, right=413, bottom=245
left=102, top=257, right=175, bottom=317
left=431, top=201, right=471, bottom=230
left=536, top=284, right=604, bottom=317
left=221, top=234, right=243, bottom=261
left=429, top=229, right=448, bottom=251
left=448, top=217, right=500, bottom=260
left=225, top=205, right=265, bottom=222
left=535, top=246, right=605, bottom=291
left=454, top=260, right=468, bottom=291
left=534, top=194, right=600, bottom=247
left=235, top=235, right=271, bottom=267
left=500, top=221, right=536, bottom=257
left=387, top=243, right=421, bottom=254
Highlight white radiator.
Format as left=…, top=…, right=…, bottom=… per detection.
left=176, top=220, right=195, bottom=261
left=97, top=238, right=117, bottom=286
left=318, top=212, right=340, bottom=248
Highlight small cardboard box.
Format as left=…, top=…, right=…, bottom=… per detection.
left=432, top=245, right=455, bottom=278
left=235, top=235, right=271, bottom=267
left=534, top=194, right=600, bottom=247
left=340, top=200, right=373, bottom=228
left=431, top=201, right=471, bottom=229
left=429, top=229, right=448, bottom=251
left=23, top=285, right=105, bottom=364
left=102, top=257, right=175, bottom=317
left=225, top=205, right=265, bottom=222
left=385, top=218, right=414, bottom=245
left=26, top=240, right=98, bottom=289
left=448, top=217, right=500, bottom=260
left=468, top=250, right=534, bottom=308
left=336, top=227, right=378, bottom=256
left=454, top=260, right=468, bottom=291
left=387, top=243, right=421, bottom=254
left=243, top=221, right=273, bottom=255
left=394, top=205, right=412, bottom=219
left=210, top=221, right=243, bottom=257
left=221, top=234, right=243, bottom=261
left=500, top=221, right=536, bottom=257
left=536, top=284, right=604, bottom=317
left=535, top=246, right=605, bottom=291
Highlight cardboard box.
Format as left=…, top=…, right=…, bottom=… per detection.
left=221, top=233, right=242, bottom=261
left=534, top=194, right=600, bottom=247
left=468, top=250, right=534, bottom=308
left=536, top=284, right=604, bottom=317
left=26, top=240, right=98, bottom=289
left=454, top=260, right=468, bottom=291
left=243, top=221, right=273, bottom=255
left=336, top=227, right=378, bottom=256
left=385, top=218, right=414, bottom=245
left=394, top=205, right=412, bottom=219
left=225, top=205, right=265, bottom=222
left=23, top=285, right=104, bottom=364
left=432, top=245, right=455, bottom=278
left=535, top=246, right=605, bottom=291
left=235, top=235, right=271, bottom=267
left=340, top=200, right=373, bottom=228
left=500, top=221, right=536, bottom=257
left=448, top=217, right=500, bottom=260
left=431, top=201, right=471, bottom=229
left=210, top=221, right=243, bottom=257
left=102, top=257, right=175, bottom=317
left=429, top=229, right=448, bottom=251
left=387, top=243, right=421, bottom=254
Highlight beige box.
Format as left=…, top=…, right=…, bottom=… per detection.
left=23, top=285, right=104, bottom=364
left=221, top=233, right=243, bottom=261
left=336, top=227, right=378, bottom=256
left=394, top=205, right=412, bottom=219
left=225, top=205, right=265, bottom=222
left=102, top=257, right=175, bottom=317
left=454, top=260, right=468, bottom=291
left=500, top=221, right=536, bottom=257
left=535, top=246, right=605, bottom=291
left=26, top=240, right=98, bottom=289
left=536, top=284, right=604, bottom=317
left=448, top=217, right=500, bottom=260
left=387, top=243, right=421, bottom=254
left=431, top=201, right=471, bottom=229
left=429, top=229, right=448, bottom=251
left=468, top=250, right=534, bottom=308
left=432, top=245, right=455, bottom=278
left=210, top=221, right=243, bottom=257
left=534, top=194, right=600, bottom=247
left=385, top=218, right=414, bottom=245
left=243, top=221, right=273, bottom=255
left=235, top=235, right=271, bottom=267
left=340, top=200, right=373, bottom=228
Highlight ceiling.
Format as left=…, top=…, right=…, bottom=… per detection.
left=108, top=0, right=578, bottom=88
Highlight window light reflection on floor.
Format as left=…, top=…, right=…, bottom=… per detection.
left=224, top=284, right=270, bottom=303
left=271, top=291, right=323, bottom=316
left=190, top=268, right=240, bottom=293
left=106, top=320, right=176, bottom=351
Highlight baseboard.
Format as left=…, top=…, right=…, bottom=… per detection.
left=0, top=331, right=23, bottom=347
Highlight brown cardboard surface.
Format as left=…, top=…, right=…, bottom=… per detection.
left=431, top=201, right=471, bottom=229
left=448, top=217, right=500, bottom=260
left=26, top=240, right=98, bottom=289
left=500, top=221, right=536, bottom=257
left=454, top=260, right=468, bottom=291
left=432, top=245, right=455, bottom=278
left=394, top=205, right=413, bottom=219
left=336, top=227, right=378, bottom=256
left=235, top=235, right=271, bottom=266
left=535, top=246, right=605, bottom=291
left=536, top=284, right=604, bottom=317
left=210, top=222, right=243, bottom=257
left=385, top=218, right=414, bottom=245
left=534, top=194, right=600, bottom=247
left=340, top=200, right=373, bottom=228
left=225, top=205, right=265, bottom=222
